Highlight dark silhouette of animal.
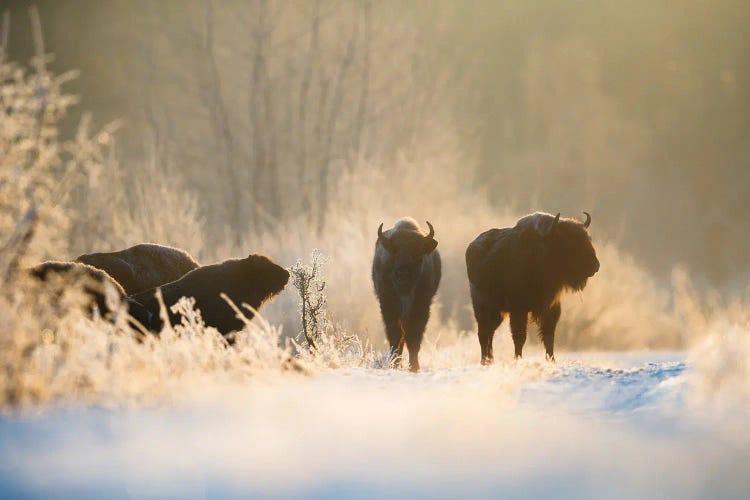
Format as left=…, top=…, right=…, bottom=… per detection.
left=372, top=218, right=441, bottom=372
left=27, top=261, right=149, bottom=323
left=76, top=243, right=199, bottom=295
left=129, top=254, right=289, bottom=336
left=465, top=212, right=599, bottom=363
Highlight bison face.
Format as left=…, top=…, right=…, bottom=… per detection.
left=547, top=213, right=600, bottom=291
left=378, top=222, right=438, bottom=295
left=243, top=254, right=291, bottom=303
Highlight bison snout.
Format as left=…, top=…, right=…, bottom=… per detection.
left=589, top=258, right=600, bottom=276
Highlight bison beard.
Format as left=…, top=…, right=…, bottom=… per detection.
left=372, top=218, right=441, bottom=372
left=129, top=254, right=289, bottom=337
left=76, top=243, right=200, bottom=295
left=465, top=212, right=599, bottom=363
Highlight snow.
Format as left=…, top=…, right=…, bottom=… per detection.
left=1, top=351, right=749, bottom=498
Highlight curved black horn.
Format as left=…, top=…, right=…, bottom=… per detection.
left=582, top=211, right=591, bottom=229
left=378, top=223, right=396, bottom=252
left=425, top=221, right=435, bottom=239
left=536, top=213, right=560, bottom=237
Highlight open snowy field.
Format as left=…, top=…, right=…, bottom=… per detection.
left=2, top=345, right=748, bottom=499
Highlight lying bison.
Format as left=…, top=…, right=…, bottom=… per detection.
left=76, top=243, right=199, bottom=295
left=129, top=254, right=289, bottom=336
left=465, top=212, right=599, bottom=363
left=27, top=261, right=149, bottom=323
left=372, top=218, right=441, bottom=372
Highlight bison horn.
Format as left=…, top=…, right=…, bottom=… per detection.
left=545, top=213, right=560, bottom=235
left=378, top=223, right=396, bottom=252
left=582, top=211, right=591, bottom=229
left=535, top=213, right=560, bottom=237
left=425, top=221, right=435, bottom=239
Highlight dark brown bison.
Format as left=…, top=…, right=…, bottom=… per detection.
left=465, top=212, right=599, bottom=363
left=372, top=218, right=441, bottom=372
left=76, top=243, right=199, bottom=295
left=27, top=261, right=150, bottom=323
left=129, top=254, right=289, bottom=336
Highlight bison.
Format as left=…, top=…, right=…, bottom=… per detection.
left=27, top=261, right=149, bottom=323
left=372, top=218, right=441, bottom=372
left=129, top=254, right=289, bottom=336
left=465, top=212, right=599, bottom=363
left=76, top=243, right=200, bottom=295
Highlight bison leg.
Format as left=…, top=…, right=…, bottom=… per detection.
left=476, top=312, right=502, bottom=365
left=539, top=303, right=561, bottom=362
left=384, top=318, right=406, bottom=368
left=405, top=337, right=421, bottom=373
left=470, top=287, right=503, bottom=365
left=404, top=308, right=430, bottom=373
left=378, top=295, right=405, bottom=368
left=509, top=311, right=528, bottom=359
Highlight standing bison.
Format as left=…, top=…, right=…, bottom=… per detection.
left=465, top=212, right=599, bottom=363
left=130, top=254, right=289, bottom=336
left=372, top=218, right=441, bottom=372
left=76, top=243, right=199, bottom=295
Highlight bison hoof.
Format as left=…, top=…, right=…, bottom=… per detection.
left=514, top=354, right=523, bottom=360
left=546, top=353, right=556, bottom=363
left=481, top=357, right=494, bottom=366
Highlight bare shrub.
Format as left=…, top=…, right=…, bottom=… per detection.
left=289, top=250, right=328, bottom=349
left=289, top=250, right=365, bottom=367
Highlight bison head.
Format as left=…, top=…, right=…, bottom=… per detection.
left=242, top=254, right=290, bottom=305
left=532, top=212, right=600, bottom=291
left=378, top=221, right=438, bottom=295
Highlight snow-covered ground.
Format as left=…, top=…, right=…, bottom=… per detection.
left=1, top=350, right=749, bottom=499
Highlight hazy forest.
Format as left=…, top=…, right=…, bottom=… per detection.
left=5, top=0, right=749, bottom=275
left=4, top=0, right=750, bottom=337
left=1, top=1, right=750, bottom=496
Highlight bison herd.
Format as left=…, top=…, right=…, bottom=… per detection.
left=24, top=212, right=599, bottom=371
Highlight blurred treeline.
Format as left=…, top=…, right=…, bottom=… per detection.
left=4, top=0, right=750, bottom=287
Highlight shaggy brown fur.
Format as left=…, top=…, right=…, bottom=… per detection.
left=27, top=261, right=149, bottom=323
left=130, top=254, right=289, bottom=336
left=466, top=212, right=599, bottom=363
left=76, top=243, right=199, bottom=295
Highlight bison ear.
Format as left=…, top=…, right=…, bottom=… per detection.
left=423, top=238, right=438, bottom=254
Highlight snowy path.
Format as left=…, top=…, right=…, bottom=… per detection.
left=1, top=352, right=748, bottom=499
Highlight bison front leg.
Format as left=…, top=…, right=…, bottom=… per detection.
left=405, top=309, right=430, bottom=373
left=539, top=303, right=561, bottom=362
left=509, top=311, right=528, bottom=359
left=405, top=337, right=421, bottom=372
left=384, top=318, right=405, bottom=368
